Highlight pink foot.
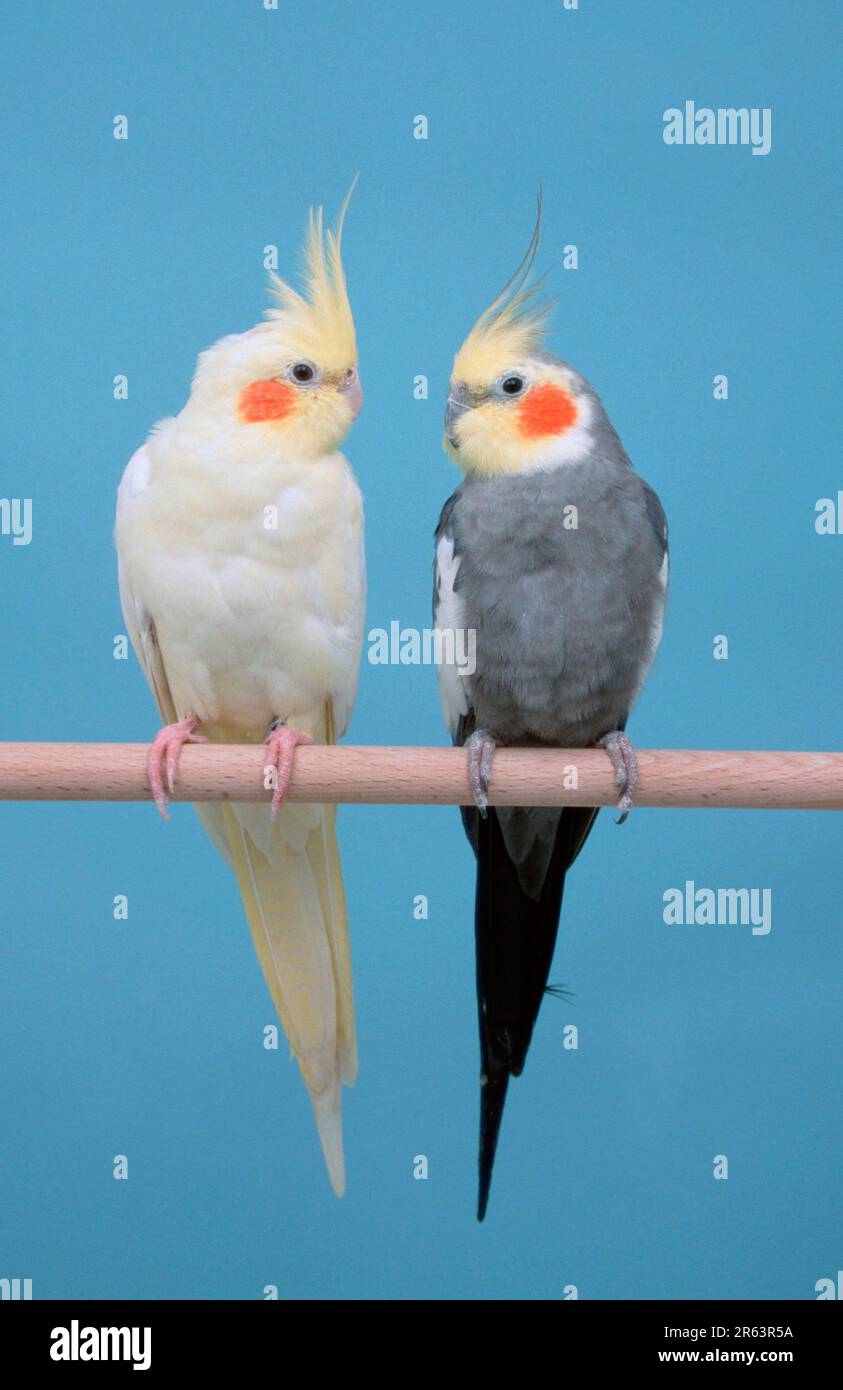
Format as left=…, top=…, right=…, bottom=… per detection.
left=264, top=722, right=313, bottom=818
left=147, top=716, right=207, bottom=820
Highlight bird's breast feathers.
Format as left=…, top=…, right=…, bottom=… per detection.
left=434, top=462, right=667, bottom=743
left=116, top=441, right=365, bottom=737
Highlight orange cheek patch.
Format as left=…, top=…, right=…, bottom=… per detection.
left=516, top=383, right=578, bottom=439
left=237, top=379, right=296, bottom=423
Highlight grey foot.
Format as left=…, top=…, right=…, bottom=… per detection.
left=597, top=731, right=638, bottom=824
left=465, top=729, right=497, bottom=817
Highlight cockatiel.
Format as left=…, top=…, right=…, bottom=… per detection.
left=433, top=203, right=668, bottom=1219
left=115, top=191, right=365, bottom=1197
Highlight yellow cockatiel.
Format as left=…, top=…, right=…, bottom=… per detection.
left=114, top=192, right=364, bottom=1196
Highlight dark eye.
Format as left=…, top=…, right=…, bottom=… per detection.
left=291, top=361, right=316, bottom=384
left=501, top=375, right=525, bottom=396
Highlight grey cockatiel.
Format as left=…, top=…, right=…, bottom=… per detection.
left=433, top=209, right=669, bottom=1219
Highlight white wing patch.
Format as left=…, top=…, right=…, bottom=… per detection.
left=650, top=543, right=669, bottom=651
left=433, top=531, right=469, bottom=738
left=633, top=531, right=669, bottom=707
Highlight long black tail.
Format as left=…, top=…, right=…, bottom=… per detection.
left=473, top=804, right=597, bottom=1221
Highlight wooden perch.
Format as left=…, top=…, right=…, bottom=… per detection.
left=0, top=745, right=840, bottom=809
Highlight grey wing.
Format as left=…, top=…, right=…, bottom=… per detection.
left=433, top=491, right=470, bottom=741
left=643, top=481, right=669, bottom=582
left=638, top=480, right=669, bottom=683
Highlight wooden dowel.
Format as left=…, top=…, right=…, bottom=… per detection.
left=0, top=745, right=840, bottom=809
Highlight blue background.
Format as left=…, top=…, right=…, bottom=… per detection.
left=0, top=0, right=840, bottom=1300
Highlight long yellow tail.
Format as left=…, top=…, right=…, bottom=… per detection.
left=195, top=730, right=356, bottom=1196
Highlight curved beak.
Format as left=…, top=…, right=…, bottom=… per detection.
left=339, top=366, right=363, bottom=420
left=445, top=391, right=472, bottom=449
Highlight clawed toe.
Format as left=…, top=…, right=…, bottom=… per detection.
left=465, top=729, right=497, bottom=816
left=147, top=716, right=207, bottom=820
left=264, top=722, right=313, bottom=817
left=597, top=731, right=638, bottom=824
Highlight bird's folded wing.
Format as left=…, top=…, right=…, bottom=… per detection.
left=116, top=445, right=178, bottom=726
left=433, top=497, right=470, bottom=739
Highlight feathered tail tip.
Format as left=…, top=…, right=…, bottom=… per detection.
left=308, top=1078, right=346, bottom=1198
left=266, top=176, right=359, bottom=373
left=453, top=188, right=555, bottom=385
left=477, top=1071, right=510, bottom=1222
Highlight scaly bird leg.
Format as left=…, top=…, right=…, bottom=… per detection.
left=147, top=716, right=207, bottom=820
left=465, top=728, right=497, bottom=817
left=597, top=730, right=638, bottom=824
left=264, top=719, right=313, bottom=819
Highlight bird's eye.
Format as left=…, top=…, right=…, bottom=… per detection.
left=291, top=361, right=317, bottom=384
left=501, top=375, right=525, bottom=396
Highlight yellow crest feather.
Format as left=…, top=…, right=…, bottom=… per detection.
left=267, top=178, right=358, bottom=373
left=452, top=193, right=554, bottom=386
